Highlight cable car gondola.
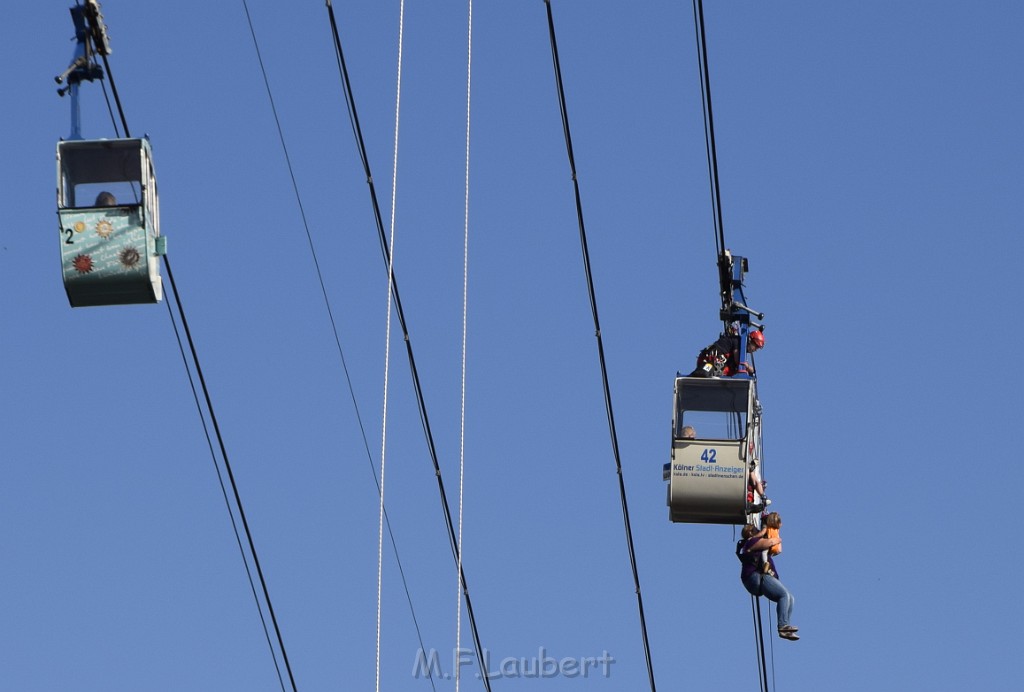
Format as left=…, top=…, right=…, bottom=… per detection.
left=666, top=252, right=766, bottom=525
left=667, top=375, right=762, bottom=524
left=53, top=2, right=165, bottom=307
left=57, top=137, right=164, bottom=307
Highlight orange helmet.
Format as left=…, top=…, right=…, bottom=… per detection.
left=749, top=330, right=765, bottom=348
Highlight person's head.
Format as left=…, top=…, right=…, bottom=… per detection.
left=742, top=524, right=760, bottom=539
left=763, top=512, right=781, bottom=529
left=747, top=330, right=765, bottom=353
left=681, top=425, right=696, bottom=439
left=94, top=191, right=117, bottom=207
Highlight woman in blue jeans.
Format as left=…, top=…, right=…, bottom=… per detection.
left=738, top=522, right=799, bottom=640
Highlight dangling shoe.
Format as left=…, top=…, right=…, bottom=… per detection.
left=779, top=628, right=800, bottom=641
left=779, top=625, right=798, bottom=632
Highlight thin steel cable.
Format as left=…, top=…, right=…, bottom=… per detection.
left=543, top=2, right=656, bottom=690
left=163, top=292, right=288, bottom=692
left=324, top=3, right=492, bottom=689
left=691, top=0, right=727, bottom=265
left=95, top=51, right=130, bottom=138
left=86, top=11, right=296, bottom=688
left=246, top=2, right=439, bottom=683
left=238, top=6, right=434, bottom=688
left=690, top=6, right=778, bottom=687
left=98, top=80, right=122, bottom=138
left=164, top=257, right=300, bottom=692
left=455, top=2, right=473, bottom=690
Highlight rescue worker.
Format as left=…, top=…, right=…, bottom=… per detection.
left=689, top=329, right=764, bottom=377
left=748, top=463, right=771, bottom=513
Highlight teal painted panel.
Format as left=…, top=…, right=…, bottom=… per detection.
left=58, top=205, right=159, bottom=306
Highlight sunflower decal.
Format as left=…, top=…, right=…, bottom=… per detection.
left=119, top=247, right=141, bottom=268
left=72, top=254, right=94, bottom=273
left=95, top=219, right=114, bottom=239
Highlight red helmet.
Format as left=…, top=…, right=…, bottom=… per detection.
left=749, top=330, right=765, bottom=348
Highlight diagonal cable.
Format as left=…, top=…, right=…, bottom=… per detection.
left=163, top=292, right=288, bottom=692
left=323, top=4, right=491, bottom=687
left=86, top=8, right=298, bottom=689
left=236, top=6, right=437, bottom=686
left=324, top=2, right=492, bottom=689
left=542, top=2, right=657, bottom=690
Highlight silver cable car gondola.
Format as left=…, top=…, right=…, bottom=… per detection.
left=665, top=252, right=767, bottom=525
left=666, top=375, right=763, bottom=524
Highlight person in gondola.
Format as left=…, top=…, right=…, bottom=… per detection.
left=94, top=191, right=117, bottom=206
left=737, top=520, right=798, bottom=640
left=689, top=328, right=764, bottom=377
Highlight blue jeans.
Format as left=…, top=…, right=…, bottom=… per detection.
left=742, top=572, right=794, bottom=629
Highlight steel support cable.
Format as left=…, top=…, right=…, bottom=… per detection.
left=542, top=3, right=657, bottom=690
left=238, top=5, right=435, bottom=688
left=162, top=296, right=288, bottom=692
left=91, top=25, right=297, bottom=692
left=691, top=0, right=727, bottom=265
left=95, top=50, right=131, bottom=139
left=691, top=7, right=774, bottom=684
left=324, top=3, right=492, bottom=690
left=164, top=258, right=300, bottom=692
left=98, top=81, right=122, bottom=139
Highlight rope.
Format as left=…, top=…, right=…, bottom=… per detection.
left=455, top=1, right=473, bottom=690
left=543, top=2, right=657, bottom=690
left=689, top=6, right=780, bottom=688
left=376, top=2, right=406, bottom=688
left=751, top=596, right=769, bottom=692
left=324, top=4, right=492, bottom=688
left=239, top=4, right=442, bottom=686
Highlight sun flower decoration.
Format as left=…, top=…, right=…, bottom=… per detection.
left=119, top=247, right=141, bottom=268
left=72, top=254, right=94, bottom=273
left=95, top=219, right=114, bottom=238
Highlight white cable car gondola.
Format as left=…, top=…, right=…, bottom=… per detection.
left=56, top=137, right=165, bottom=307
left=665, top=251, right=768, bottom=525
left=666, top=375, right=763, bottom=524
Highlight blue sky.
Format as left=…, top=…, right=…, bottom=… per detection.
left=2, top=2, right=1021, bottom=690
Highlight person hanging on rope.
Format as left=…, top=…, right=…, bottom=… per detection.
left=689, top=328, right=764, bottom=377
left=737, top=518, right=798, bottom=641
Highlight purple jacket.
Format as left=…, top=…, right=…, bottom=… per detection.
left=739, top=535, right=779, bottom=581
